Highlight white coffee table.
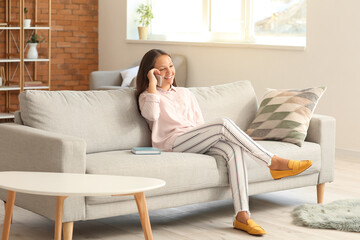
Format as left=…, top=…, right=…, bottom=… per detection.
left=0, top=171, right=165, bottom=240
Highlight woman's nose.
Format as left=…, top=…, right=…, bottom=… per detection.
left=165, top=68, right=171, bottom=75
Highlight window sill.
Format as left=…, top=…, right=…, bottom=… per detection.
left=126, top=37, right=306, bottom=51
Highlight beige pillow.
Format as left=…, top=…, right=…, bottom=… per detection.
left=120, top=66, right=139, bottom=87
left=246, top=87, right=326, bottom=146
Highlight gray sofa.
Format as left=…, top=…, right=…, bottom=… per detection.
left=0, top=80, right=335, bottom=237
left=89, top=54, right=187, bottom=90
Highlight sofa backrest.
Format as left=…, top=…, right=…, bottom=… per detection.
left=18, top=81, right=257, bottom=153
left=19, top=89, right=151, bottom=153
left=190, top=80, right=258, bottom=130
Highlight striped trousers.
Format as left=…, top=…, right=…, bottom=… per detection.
left=172, top=117, right=274, bottom=215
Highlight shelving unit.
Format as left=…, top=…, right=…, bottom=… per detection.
left=0, top=0, right=51, bottom=120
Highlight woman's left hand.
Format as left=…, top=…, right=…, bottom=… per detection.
left=147, top=68, right=160, bottom=93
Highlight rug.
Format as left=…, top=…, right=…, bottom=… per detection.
left=292, top=199, right=360, bottom=232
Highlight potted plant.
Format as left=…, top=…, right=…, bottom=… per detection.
left=26, top=33, right=45, bottom=59
left=24, top=8, right=31, bottom=28
left=136, top=3, right=154, bottom=40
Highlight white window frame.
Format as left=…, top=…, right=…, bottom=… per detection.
left=202, top=0, right=254, bottom=42
left=126, top=0, right=306, bottom=49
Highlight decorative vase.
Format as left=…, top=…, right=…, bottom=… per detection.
left=27, top=43, right=38, bottom=59
left=138, top=26, right=148, bottom=40
left=24, top=19, right=31, bottom=28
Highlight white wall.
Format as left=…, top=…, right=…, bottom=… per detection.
left=99, top=0, right=360, bottom=153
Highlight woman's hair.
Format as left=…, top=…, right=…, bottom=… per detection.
left=136, top=49, right=177, bottom=99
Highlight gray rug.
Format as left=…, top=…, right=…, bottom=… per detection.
left=292, top=199, right=360, bottom=232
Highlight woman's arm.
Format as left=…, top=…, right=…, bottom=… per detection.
left=138, top=68, right=162, bottom=121
left=190, top=91, right=205, bottom=125
left=139, top=91, right=161, bottom=122
left=147, top=68, right=159, bottom=94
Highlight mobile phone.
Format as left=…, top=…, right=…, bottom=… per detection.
left=155, top=75, right=162, bottom=87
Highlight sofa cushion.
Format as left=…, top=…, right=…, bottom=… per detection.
left=19, top=89, right=151, bottom=153
left=86, top=140, right=321, bottom=205
left=246, top=87, right=326, bottom=146
left=189, top=80, right=258, bottom=130
left=85, top=151, right=228, bottom=205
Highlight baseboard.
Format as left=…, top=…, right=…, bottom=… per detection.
left=335, top=148, right=360, bottom=160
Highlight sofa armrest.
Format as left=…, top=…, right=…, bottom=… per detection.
left=0, top=123, right=86, bottom=174
left=89, top=70, right=123, bottom=90
left=305, top=114, right=336, bottom=183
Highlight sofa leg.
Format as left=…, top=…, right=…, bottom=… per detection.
left=63, top=222, right=74, bottom=240
left=317, top=183, right=325, bottom=204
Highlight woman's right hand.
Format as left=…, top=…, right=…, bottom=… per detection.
left=147, top=68, right=161, bottom=93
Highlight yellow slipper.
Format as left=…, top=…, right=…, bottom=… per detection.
left=270, top=160, right=312, bottom=180
left=233, top=219, right=266, bottom=236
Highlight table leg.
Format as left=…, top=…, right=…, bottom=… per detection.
left=63, top=222, right=74, bottom=240
left=134, top=192, right=153, bottom=240
left=54, top=196, right=68, bottom=240
left=2, top=191, right=16, bottom=240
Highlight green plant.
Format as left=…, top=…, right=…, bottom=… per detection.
left=24, top=8, right=28, bottom=18
left=136, top=3, right=154, bottom=27
left=27, top=33, right=45, bottom=44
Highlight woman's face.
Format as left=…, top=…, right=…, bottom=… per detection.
left=154, top=54, right=175, bottom=89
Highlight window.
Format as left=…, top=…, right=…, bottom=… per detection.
left=151, top=0, right=203, bottom=34
left=127, top=0, right=306, bottom=46
left=210, top=0, right=242, bottom=33
left=254, top=0, right=306, bottom=36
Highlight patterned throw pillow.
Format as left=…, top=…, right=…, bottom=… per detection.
left=246, top=87, right=326, bottom=146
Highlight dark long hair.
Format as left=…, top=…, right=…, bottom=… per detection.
left=136, top=49, right=177, bottom=100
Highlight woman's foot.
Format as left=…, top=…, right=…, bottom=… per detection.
left=269, top=156, right=312, bottom=180
left=234, top=212, right=266, bottom=235
left=236, top=211, right=250, bottom=224
left=269, top=155, right=291, bottom=170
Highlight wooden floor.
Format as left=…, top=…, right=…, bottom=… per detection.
left=1, top=156, right=359, bottom=240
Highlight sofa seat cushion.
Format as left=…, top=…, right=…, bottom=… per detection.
left=85, top=151, right=228, bottom=205
left=244, top=140, right=321, bottom=183
left=86, top=140, right=320, bottom=205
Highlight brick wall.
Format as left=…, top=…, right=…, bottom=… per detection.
left=0, top=0, right=98, bottom=115
left=51, top=0, right=98, bottom=91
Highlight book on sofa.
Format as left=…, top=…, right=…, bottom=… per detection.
left=131, top=147, right=162, bottom=155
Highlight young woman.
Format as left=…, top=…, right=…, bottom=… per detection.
left=136, top=49, right=312, bottom=236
